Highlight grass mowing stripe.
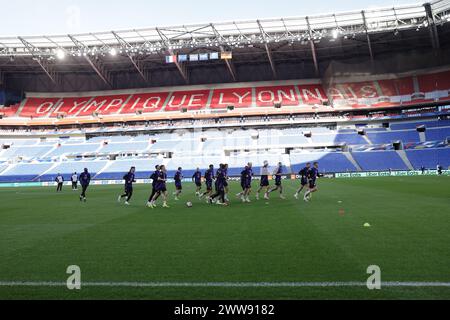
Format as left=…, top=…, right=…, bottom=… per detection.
left=0, top=281, right=450, bottom=288
left=1, top=177, right=449, bottom=299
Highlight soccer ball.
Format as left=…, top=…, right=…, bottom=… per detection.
left=186, top=202, right=193, bottom=208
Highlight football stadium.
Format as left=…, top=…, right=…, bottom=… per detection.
left=0, top=0, right=449, bottom=302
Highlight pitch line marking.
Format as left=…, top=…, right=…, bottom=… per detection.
left=0, top=281, right=449, bottom=288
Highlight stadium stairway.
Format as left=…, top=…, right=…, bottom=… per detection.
left=396, top=150, right=414, bottom=170
left=419, top=131, right=426, bottom=143
left=34, top=162, right=61, bottom=182
left=343, top=152, right=362, bottom=171
left=0, top=164, right=8, bottom=175
left=361, top=134, right=373, bottom=145
left=0, top=163, right=17, bottom=177
left=95, top=143, right=105, bottom=153
left=93, top=161, right=114, bottom=179
left=41, top=144, right=58, bottom=159
left=282, top=154, right=292, bottom=173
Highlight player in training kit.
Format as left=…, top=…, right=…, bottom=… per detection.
left=148, top=165, right=169, bottom=208
left=294, top=163, right=311, bottom=199
left=55, top=173, right=64, bottom=192
left=147, top=165, right=160, bottom=207
left=209, top=164, right=227, bottom=205
left=236, top=163, right=253, bottom=202
left=223, top=164, right=230, bottom=201
left=200, top=165, right=214, bottom=202
left=173, top=167, right=183, bottom=201
left=266, top=162, right=286, bottom=199
left=304, top=162, right=319, bottom=202
left=79, top=168, right=91, bottom=202
left=71, top=172, right=78, bottom=191
left=244, top=163, right=253, bottom=202
left=256, top=161, right=270, bottom=200
left=192, top=168, right=202, bottom=196
left=236, top=165, right=249, bottom=201
left=118, top=167, right=136, bottom=205
left=214, top=164, right=223, bottom=193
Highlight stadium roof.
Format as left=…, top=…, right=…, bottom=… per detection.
left=1, top=0, right=450, bottom=92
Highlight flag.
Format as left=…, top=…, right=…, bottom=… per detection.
left=178, top=54, right=188, bottom=62
left=221, top=51, right=232, bottom=60
left=165, top=55, right=177, bottom=63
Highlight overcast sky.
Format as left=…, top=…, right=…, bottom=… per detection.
left=0, top=0, right=418, bottom=36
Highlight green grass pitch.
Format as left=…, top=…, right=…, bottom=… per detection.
left=0, top=176, right=449, bottom=300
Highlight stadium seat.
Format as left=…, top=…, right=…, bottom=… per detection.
left=290, top=152, right=357, bottom=173
left=406, top=148, right=450, bottom=169
left=366, top=130, right=420, bottom=144
left=352, top=151, right=409, bottom=171
left=0, top=120, right=449, bottom=182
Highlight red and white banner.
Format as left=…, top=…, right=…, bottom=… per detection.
left=15, top=69, right=450, bottom=119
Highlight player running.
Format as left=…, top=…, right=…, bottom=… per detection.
left=236, top=165, right=249, bottom=202
left=223, top=164, right=230, bottom=202
left=192, top=168, right=202, bottom=196
left=209, top=164, right=228, bottom=206
left=118, top=167, right=136, bottom=205
left=294, top=163, right=311, bottom=200
left=304, top=162, right=319, bottom=202
left=147, top=165, right=160, bottom=207
left=79, top=168, right=91, bottom=202
left=173, top=167, right=183, bottom=201
left=265, top=162, right=286, bottom=200
left=236, top=163, right=253, bottom=203
left=199, top=165, right=214, bottom=202
left=256, top=161, right=270, bottom=200
left=148, top=165, right=170, bottom=208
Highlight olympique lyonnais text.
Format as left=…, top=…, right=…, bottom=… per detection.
left=12, top=69, right=450, bottom=118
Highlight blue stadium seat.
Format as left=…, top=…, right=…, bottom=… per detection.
left=290, top=152, right=357, bottom=173
left=406, top=148, right=450, bottom=169
left=352, top=151, right=408, bottom=171
left=426, top=128, right=450, bottom=141
left=367, top=131, right=420, bottom=144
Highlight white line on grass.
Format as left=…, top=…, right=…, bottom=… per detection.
left=0, top=281, right=449, bottom=288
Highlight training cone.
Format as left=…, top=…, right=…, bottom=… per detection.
left=364, top=223, right=371, bottom=227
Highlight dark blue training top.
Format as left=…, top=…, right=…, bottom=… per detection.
left=299, top=167, right=309, bottom=178
left=308, top=167, right=319, bottom=181
left=205, top=168, right=214, bottom=182
left=124, top=172, right=135, bottom=187
left=79, top=172, right=91, bottom=186
left=246, top=168, right=253, bottom=184
left=192, top=171, right=202, bottom=183
left=240, top=169, right=248, bottom=183
left=150, top=170, right=159, bottom=186
left=156, top=171, right=167, bottom=189
left=174, top=170, right=182, bottom=182
left=215, top=169, right=225, bottom=189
